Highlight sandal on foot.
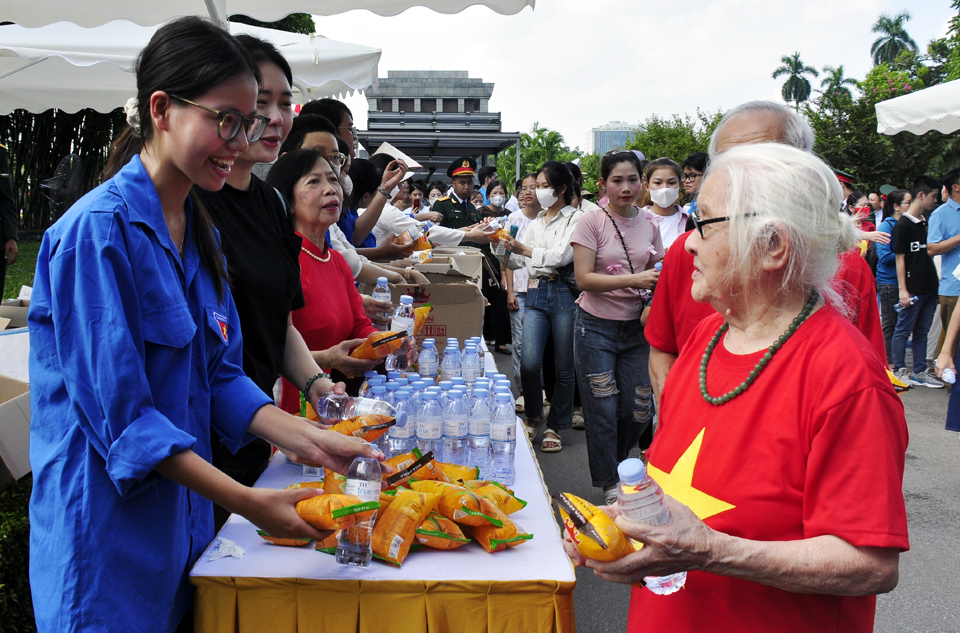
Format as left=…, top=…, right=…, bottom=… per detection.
left=515, top=395, right=525, bottom=415
left=523, top=416, right=545, bottom=440
left=541, top=429, right=562, bottom=453
left=572, top=409, right=585, bottom=430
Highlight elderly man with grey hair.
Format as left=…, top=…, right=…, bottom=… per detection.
left=566, top=142, right=908, bottom=633
left=645, top=101, right=885, bottom=410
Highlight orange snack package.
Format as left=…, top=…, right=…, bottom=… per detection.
left=471, top=482, right=527, bottom=515
left=434, top=461, right=479, bottom=484
left=314, top=529, right=341, bottom=554
left=372, top=488, right=440, bottom=566
left=323, top=468, right=347, bottom=494
left=413, top=305, right=432, bottom=334
left=554, top=492, right=635, bottom=562
left=349, top=330, right=407, bottom=360
left=330, top=414, right=396, bottom=442
left=285, top=481, right=324, bottom=491
left=409, top=480, right=503, bottom=527
left=461, top=479, right=515, bottom=495
left=465, top=505, right=533, bottom=553
left=383, top=448, right=440, bottom=488
left=295, top=493, right=378, bottom=531
left=256, top=530, right=312, bottom=547
left=416, top=510, right=470, bottom=550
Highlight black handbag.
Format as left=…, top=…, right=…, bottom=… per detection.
left=556, top=261, right=580, bottom=297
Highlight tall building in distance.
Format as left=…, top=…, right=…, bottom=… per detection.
left=584, top=121, right=640, bottom=155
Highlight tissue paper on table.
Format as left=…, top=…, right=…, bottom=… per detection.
left=206, top=538, right=246, bottom=561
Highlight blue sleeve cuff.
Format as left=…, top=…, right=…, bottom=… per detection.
left=106, top=409, right=197, bottom=499
left=210, top=376, right=273, bottom=454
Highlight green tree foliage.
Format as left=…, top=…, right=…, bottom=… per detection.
left=496, top=123, right=581, bottom=188
left=228, top=13, right=316, bottom=35
left=819, top=65, right=858, bottom=99
left=871, top=11, right=919, bottom=67
left=0, top=475, right=34, bottom=633
left=772, top=52, right=819, bottom=110
left=626, top=109, right=723, bottom=163
left=806, top=63, right=959, bottom=191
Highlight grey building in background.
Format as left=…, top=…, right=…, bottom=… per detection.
left=584, top=121, right=640, bottom=155
left=360, top=71, right=519, bottom=180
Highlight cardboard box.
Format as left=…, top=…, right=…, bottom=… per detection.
left=0, top=298, right=29, bottom=330
left=0, top=375, right=30, bottom=490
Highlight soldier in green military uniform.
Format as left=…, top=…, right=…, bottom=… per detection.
left=0, top=143, right=18, bottom=293
left=432, top=156, right=483, bottom=229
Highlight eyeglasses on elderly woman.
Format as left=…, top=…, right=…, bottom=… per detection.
left=690, top=211, right=758, bottom=238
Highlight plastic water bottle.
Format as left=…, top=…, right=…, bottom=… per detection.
left=441, top=342, right=462, bottom=380
left=388, top=390, right=417, bottom=456
left=468, top=386, right=492, bottom=478
left=442, top=389, right=469, bottom=465
left=490, top=392, right=517, bottom=486
left=943, top=368, right=957, bottom=384
left=386, top=295, right=415, bottom=372
left=450, top=376, right=466, bottom=391
left=894, top=295, right=920, bottom=312
left=617, top=458, right=687, bottom=595
left=358, top=375, right=384, bottom=399
left=372, top=277, right=393, bottom=331
left=470, top=336, right=486, bottom=366
left=417, top=391, right=444, bottom=457
left=461, top=345, right=481, bottom=386
left=438, top=380, right=454, bottom=409
left=336, top=456, right=382, bottom=566
left=494, top=385, right=515, bottom=412
left=358, top=371, right=379, bottom=397
left=314, top=394, right=406, bottom=426
left=418, top=340, right=439, bottom=384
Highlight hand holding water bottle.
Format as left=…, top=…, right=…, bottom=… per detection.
left=574, top=489, right=715, bottom=590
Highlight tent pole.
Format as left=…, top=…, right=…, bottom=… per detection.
left=0, top=58, right=44, bottom=82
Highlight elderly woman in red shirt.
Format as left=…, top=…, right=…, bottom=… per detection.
left=266, top=148, right=382, bottom=411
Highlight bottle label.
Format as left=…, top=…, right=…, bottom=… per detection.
left=345, top=478, right=380, bottom=503
left=462, top=367, right=481, bottom=383
left=469, top=418, right=490, bottom=436
left=417, top=420, right=443, bottom=440
left=619, top=488, right=671, bottom=526
left=391, top=316, right=414, bottom=337
left=444, top=418, right=468, bottom=437
left=390, top=423, right=415, bottom=439
left=490, top=423, right=516, bottom=442
left=353, top=399, right=378, bottom=416
left=419, top=360, right=438, bottom=377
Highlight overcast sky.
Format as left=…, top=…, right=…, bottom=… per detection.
left=316, top=1, right=951, bottom=153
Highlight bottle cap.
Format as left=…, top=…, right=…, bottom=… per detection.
left=371, top=385, right=386, bottom=395
left=377, top=276, right=388, bottom=285
left=370, top=376, right=385, bottom=385
left=385, top=382, right=399, bottom=392
left=400, top=295, right=413, bottom=305
left=394, top=410, right=408, bottom=427
left=395, top=390, right=410, bottom=399
left=423, top=392, right=438, bottom=400
left=396, top=378, right=408, bottom=387
left=406, top=373, right=421, bottom=381
left=387, top=371, right=401, bottom=380
left=422, top=340, right=434, bottom=349
left=495, top=392, right=511, bottom=402
left=364, top=371, right=378, bottom=379
left=425, top=386, right=442, bottom=393
left=439, top=381, right=453, bottom=390
left=617, top=458, right=647, bottom=484
left=413, top=380, right=430, bottom=389
left=450, top=377, right=465, bottom=386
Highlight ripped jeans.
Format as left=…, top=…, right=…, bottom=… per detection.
left=573, top=307, right=653, bottom=488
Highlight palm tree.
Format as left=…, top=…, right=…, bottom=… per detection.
left=772, top=52, right=819, bottom=111
left=819, top=65, right=858, bottom=99
left=871, top=11, right=919, bottom=67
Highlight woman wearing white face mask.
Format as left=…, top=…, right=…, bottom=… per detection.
left=503, top=161, right=583, bottom=453
left=479, top=179, right=510, bottom=218
left=642, top=157, right=688, bottom=250
left=481, top=179, right=513, bottom=353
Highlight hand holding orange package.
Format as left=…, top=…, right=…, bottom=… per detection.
left=349, top=331, right=407, bottom=360
left=554, top=492, right=636, bottom=562
left=413, top=305, right=432, bottom=334
left=295, top=493, right=379, bottom=531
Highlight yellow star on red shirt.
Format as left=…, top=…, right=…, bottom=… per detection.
left=648, top=428, right=736, bottom=521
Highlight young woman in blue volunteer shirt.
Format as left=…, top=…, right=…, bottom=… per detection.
left=27, top=18, right=384, bottom=633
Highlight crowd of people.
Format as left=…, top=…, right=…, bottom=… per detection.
left=23, top=16, right=944, bottom=633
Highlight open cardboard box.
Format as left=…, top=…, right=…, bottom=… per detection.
left=0, top=298, right=29, bottom=330
left=0, top=375, right=30, bottom=490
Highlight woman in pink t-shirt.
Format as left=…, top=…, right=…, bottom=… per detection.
left=571, top=150, right=663, bottom=504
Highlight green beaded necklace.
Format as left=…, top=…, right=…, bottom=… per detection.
left=699, top=289, right=819, bottom=405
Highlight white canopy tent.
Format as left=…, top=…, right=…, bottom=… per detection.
left=0, top=21, right=382, bottom=114
left=0, top=0, right=536, bottom=28
left=876, top=79, right=960, bottom=136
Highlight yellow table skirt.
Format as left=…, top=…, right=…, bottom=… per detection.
left=192, top=576, right=576, bottom=633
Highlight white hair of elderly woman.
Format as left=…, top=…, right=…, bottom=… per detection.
left=703, top=142, right=859, bottom=314
left=707, top=101, right=815, bottom=158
